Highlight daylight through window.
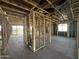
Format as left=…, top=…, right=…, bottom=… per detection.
left=58, top=24, right=67, bottom=32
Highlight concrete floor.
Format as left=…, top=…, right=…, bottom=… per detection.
left=5, top=35, right=76, bottom=59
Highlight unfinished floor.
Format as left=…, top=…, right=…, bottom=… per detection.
left=4, top=35, right=76, bottom=59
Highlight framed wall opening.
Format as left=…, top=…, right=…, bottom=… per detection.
left=28, top=11, right=52, bottom=52
left=58, top=23, right=68, bottom=32
left=57, top=23, right=68, bottom=36
left=12, top=25, right=23, bottom=35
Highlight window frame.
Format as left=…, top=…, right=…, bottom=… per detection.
left=58, top=23, right=67, bottom=32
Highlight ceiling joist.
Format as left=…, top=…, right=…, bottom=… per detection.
left=0, top=0, right=64, bottom=23
left=46, top=0, right=65, bottom=21
left=71, top=1, right=79, bottom=6
left=23, top=0, right=62, bottom=22
left=0, top=0, right=30, bottom=11
left=23, top=0, right=49, bottom=14
left=1, top=5, right=27, bottom=15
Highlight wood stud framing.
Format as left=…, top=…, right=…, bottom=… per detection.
left=77, top=15, right=79, bottom=51
left=0, top=7, right=9, bottom=54
left=23, top=0, right=61, bottom=23
left=28, top=11, right=52, bottom=52
left=46, top=0, right=65, bottom=21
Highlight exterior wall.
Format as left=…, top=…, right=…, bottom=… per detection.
left=53, top=22, right=77, bottom=37
left=69, top=21, right=77, bottom=37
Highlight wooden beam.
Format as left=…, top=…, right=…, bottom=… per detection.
left=42, top=4, right=50, bottom=9
left=46, top=0, right=65, bottom=21
left=32, top=11, right=36, bottom=52
left=0, top=0, right=30, bottom=11
left=44, top=17, right=45, bottom=46
left=52, top=15, right=61, bottom=20
left=30, top=7, right=36, bottom=11
left=56, top=0, right=67, bottom=9
left=71, top=1, right=79, bottom=6
left=24, top=0, right=62, bottom=23
left=0, top=7, right=3, bottom=50
left=49, top=17, right=51, bottom=44
left=23, top=0, right=49, bottom=14
left=5, top=11, right=26, bottom=17
left=1, top=5, right=28, bottom=15
left=72, top=7, right=79, bottom=10
left=35, top=10, right=60, bottom=23
left=68, top=0, right=76, bottom=22
left=0, top=0, right=62, bottom=23
left=0, top=7, right=9, bottom=53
